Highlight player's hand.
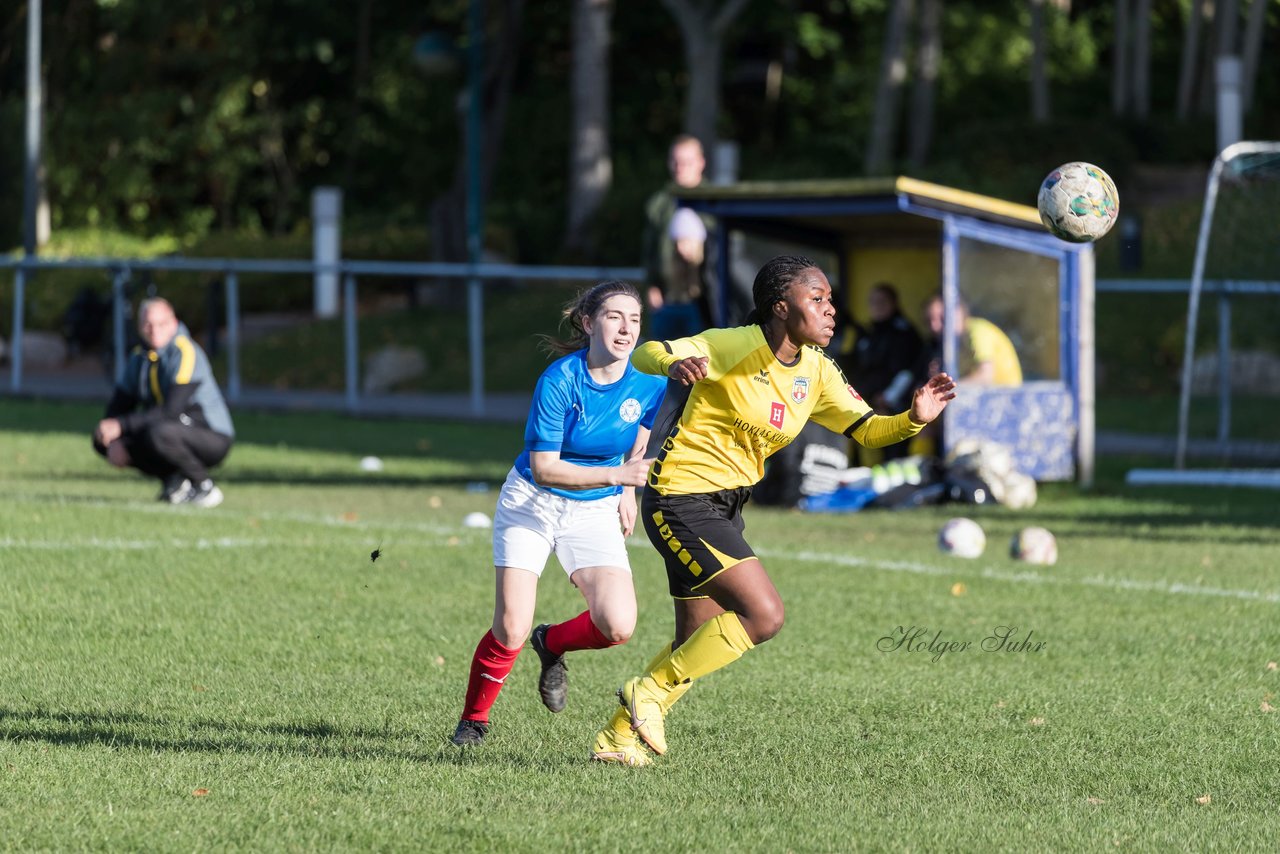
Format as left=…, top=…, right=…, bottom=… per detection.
left=910, top=373, right=957, bottom=423
left=96, top=418, right=122, bottom=446
left=613, top=456, right=655, bottom=488
left=618, top=488, right=638, bottom=537
left=669, top=356, right=709, bottom=386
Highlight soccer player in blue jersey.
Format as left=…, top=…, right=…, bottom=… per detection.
left=451, top=281, right=667, bottom=750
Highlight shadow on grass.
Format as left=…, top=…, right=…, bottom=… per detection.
left=0, top=706, right=565, bottom=769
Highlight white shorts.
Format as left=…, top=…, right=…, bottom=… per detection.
left=491, top=468, right=631, bottom=577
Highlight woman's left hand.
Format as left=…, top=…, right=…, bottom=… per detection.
left=910, top=373, right=957, bottom=424
left=618, top=487, right=638, bottom=537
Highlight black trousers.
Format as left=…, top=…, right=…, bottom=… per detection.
left=94, top=420, right=232, bottom=484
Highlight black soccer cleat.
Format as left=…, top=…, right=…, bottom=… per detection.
left=530, top=623, right=568, bottom=713
left=451, top=719, right=489, bottom=746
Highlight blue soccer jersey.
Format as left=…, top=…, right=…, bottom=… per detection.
left=514, top=349, right=667, bottom=501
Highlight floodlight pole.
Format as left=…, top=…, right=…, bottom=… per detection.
left=22, top=0, right=41, bottom=257
left=465, top=0, right=486, bottom=416
left=12, top=0, right=42, bottom=391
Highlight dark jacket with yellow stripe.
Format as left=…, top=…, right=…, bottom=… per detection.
left=105, top=323, right=234, bottom=438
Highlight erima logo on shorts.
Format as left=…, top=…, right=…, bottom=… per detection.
left=619, top=398, right=642, bottom=423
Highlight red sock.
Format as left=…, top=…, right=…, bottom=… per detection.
left=460, top=630, right=522, bottom=723
left=545, top=609, right=620, bottom=656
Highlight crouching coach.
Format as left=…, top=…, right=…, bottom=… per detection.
left=93, top=297, right=234, bottom=507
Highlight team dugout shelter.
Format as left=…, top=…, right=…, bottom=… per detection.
left=675, top=177, right=1096, bottom=484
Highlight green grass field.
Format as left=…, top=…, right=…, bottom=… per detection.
left=2, top=400, right=1278, bottom=850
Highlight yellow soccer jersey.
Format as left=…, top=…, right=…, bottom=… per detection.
left=962, top=317, right=1023, bottom=386
left=635, top=325, right=923, bottom=495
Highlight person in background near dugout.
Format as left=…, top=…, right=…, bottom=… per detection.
left=92, top=297, right=234, bottom=508
left=451, top=281, right=666, bottom=750
left=642, top=134, right=713, bottom=340
left=589, top=255, right=956, bottom=765
left=843, top=282, right=924, bottom=460
left=920, top=293, right=1022, bottom=387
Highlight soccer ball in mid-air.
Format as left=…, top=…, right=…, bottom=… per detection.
left=1010, top=526, right=1058, bottom=565
left=938, top=517, right=986, bottom=559
left=1037, top=162, right=1119, bottom=242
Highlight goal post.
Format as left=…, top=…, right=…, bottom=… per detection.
left=1127, top=141, right=1280, bottom=490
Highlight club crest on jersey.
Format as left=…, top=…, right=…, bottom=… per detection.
left=769, top=402, right=785, bottom=429
left=791, top=377, right=810, bottom=404
left=618, top=397, right=642, bottom=424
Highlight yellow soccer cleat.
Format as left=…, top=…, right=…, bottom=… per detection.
left=590, top=726, right=652, bottom=767
left=618, top=677, right=667, bottom=756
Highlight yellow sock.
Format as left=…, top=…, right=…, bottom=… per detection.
left=642, top=640, right=675, bottom=675
left=607, top=640, right=679, bottom=736
left=647, top=612, right=754, bottom=695
left=639, top=640, right=694, bottom=714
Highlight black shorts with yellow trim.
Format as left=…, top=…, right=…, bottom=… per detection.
left=641, top=486, right=755, bottom=599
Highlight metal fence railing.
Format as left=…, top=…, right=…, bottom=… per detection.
left=1, top=257, right=643, bottom=417
left=1098, top=277, right=1280, bottom=446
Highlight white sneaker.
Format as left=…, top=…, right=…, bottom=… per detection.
left=185, top=479, right=224, bottom=508
left=160, top=476, right=192, bottom=504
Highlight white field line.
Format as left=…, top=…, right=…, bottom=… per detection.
left=754, top=547, right=1280, bottom=605
left=0, top=534, right=477, bottom=551
left=2, top=491, right=468, bottom=535
left=12, top=489, right=1273, bottom=604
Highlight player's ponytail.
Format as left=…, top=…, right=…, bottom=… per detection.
left=539, top=280, right=643, bottom=357
left=746, top=254, right=818, bottom=326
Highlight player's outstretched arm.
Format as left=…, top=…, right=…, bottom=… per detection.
left=910, top=373, right=957, bottom=424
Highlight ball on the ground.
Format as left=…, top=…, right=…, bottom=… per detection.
left=463, top=511, right=492, bottom=529
left=1010, top=526, right=1058, bottom=565
left=1037, top=161, right=1119, bottom=242
left=938, top=517, right=986, bottom=559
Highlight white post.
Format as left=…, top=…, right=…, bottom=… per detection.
left=1215, top=56, right=1242, bottom=154
left=712, top=140, right=740, bottom=186
left=312, top=187, right=342, bottom=318
left=1077, top=245, right=1096, bottom=488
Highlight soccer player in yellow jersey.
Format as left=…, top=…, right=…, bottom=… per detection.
left=589, top=255, right=956, bottom=766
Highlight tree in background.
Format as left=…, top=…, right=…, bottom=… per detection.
left=1029, top=0, right=1052, bottom=124
left=865, top=0, right=914, bottom=175
left=907, top=0, right=942, bottom=170
left=565, top=0, right=613, bottom=254
left=1, top=0, right=1278, bottom=266
left=658, top=0, right=752, bottom=171
left=430, top=0, right=527, bottom=263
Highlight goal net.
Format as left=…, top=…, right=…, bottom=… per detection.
left=1127, top=141, right=1280, bottom=489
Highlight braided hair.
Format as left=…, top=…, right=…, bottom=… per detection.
left=745, top=254, right=819, bottom=326
left=540, top=279, right=643, bottom=356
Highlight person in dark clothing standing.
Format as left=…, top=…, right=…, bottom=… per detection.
left=842, top=283, right=923, bottom=461
left=847, top=283, right=924, bottom=411
left=641, top=135, right=714, bottom=340
left=93, top=297, right=234, bottom=507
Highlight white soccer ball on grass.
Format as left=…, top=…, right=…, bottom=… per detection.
left=938, top=517, right=986, bottom=559
left=1010, top=526, right=1058, bottom=565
